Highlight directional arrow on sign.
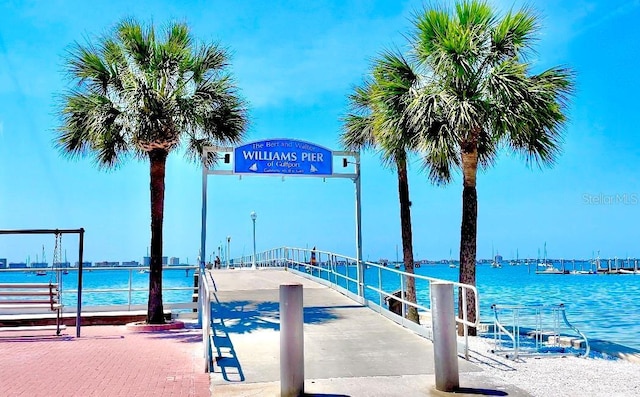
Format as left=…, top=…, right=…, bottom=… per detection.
left=249, top=163, right=258, bottom=171
left=310, top=164, right=318, bottom=173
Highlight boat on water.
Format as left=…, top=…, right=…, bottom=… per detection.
left=448, top=249, right=457, bottom=268
left=490, top=246, right=502, bottom=268
left=569, top=269, right=596, bottom=275
left=536, top=263, right=567, bottom=274
left=534, top=242, right=566, bottom=274
left=35, top=270, right=47, bottom=276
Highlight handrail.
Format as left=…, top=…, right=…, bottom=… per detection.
left=0, top=266, right=198, bottom=314
left=559, top=304, right=590, bottom=357
left=231, top=246, right=480, bottom=359
left=200, top=268, right=213, bottom=372
left=490, top=303, right=589, bottom=359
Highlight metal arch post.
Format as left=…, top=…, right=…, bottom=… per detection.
left=199, top=150, right=209, bottom=327
left=354, top=152, right=364, bottom=297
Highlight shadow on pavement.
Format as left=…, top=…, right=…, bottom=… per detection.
left=211, top=312, right=246, bottom=382
left=208, top=295, right=344, bottom=382
left=145, top=329, right=202, bottom=343
left=455, top=388, right=508, bottom=396
left=304, top=394, right=350, bottom=397
left=211, top=299, right=341, bottom=335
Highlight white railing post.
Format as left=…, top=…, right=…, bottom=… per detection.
left=280, top=283, right=304, bottom=397
left=128, top=268, right=133, bottom=311
left=430, top=282, right=459, bottom=392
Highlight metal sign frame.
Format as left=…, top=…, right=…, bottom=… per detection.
left=199, top=140, right=364, bottom=296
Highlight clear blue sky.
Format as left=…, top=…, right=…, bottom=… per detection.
left=1, top=0, right=639, bottom=264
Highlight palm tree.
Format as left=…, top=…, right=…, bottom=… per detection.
left=341, top=50, right=422, bottom=323
left=410, top=0, right=574, bottom=334
left=56, top=19, right=248, bottom=324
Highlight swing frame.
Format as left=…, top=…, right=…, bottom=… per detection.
left=0, top=228, right=85, bottom=337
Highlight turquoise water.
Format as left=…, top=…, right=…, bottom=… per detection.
left=4, top=264, right=639, bottom=351
left=311, top=262, right=640, bottom=350
left=0, top=268, right=196, bottom=308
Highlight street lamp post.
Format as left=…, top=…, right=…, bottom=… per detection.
left=250, top=211, right=257, bottom=269
left=226, top=236, right=231, bottom=268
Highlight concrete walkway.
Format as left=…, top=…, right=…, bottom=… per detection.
left=207, top=268, right=531, bottom=396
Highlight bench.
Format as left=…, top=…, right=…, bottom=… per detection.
left=0, top=283, right=65, bottom=335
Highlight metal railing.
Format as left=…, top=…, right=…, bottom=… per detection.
left=226, top=246, right=480, bottom=358
left=490, top=303, right=590, bottom=360
left=0, top=266, right=199, bottom=315
left=199, top=268, right=214, bottom=372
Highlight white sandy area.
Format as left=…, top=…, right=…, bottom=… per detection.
left=464, top=336, right=640, bottom=397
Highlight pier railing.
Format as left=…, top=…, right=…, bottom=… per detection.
left=230, top=247, right=479, bottom=358
left=0, top=266, right=199, bottom=315
left=199, top=267, right=213, bottom=372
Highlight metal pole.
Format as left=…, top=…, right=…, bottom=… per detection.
left=252, top=215, right=257, bottom=269
left=227, top=236, right=231, bottom=268
left=200, top=152, right=208, bottom=273
left=199, top=151, right=209, bottom=327
left=430, top=282, right=459, bottom=392
left=128, top=268, right=133, bottom=311
left=76, top=228, right=84, bottom=338
left=280, top=283, right=304, bottom=397
left=354, top=153, right=364, bottom=297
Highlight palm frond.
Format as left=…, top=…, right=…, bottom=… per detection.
left=494, top=66, right=574, bottom=167
left=340, top=114, right=375, bottom=151
left=492, top=7, right=539, bottom=60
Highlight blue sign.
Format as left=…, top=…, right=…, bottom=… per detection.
left=233, top=139, right=333, bottom=176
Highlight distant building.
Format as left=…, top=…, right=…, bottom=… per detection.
left=495, top=254, right=503, bottom=263
left=0, top=258, right=6, bottom=269
left=121, top=260, right=140, bottom=267
left=30, top=262, right=49, bottom=269
left=9, top=262, right=28, bottom=269
left=53, top=262, right=71, bottom=268
left=143, top=256, right=170, bottom=265
left=94, top=261, right=119, bottom=267
left=75, top=261, right=93, bottom=268
left=169, top=257, right=180, bottom=265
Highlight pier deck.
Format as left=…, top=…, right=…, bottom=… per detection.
left=207, top=268, right=531, bottom=396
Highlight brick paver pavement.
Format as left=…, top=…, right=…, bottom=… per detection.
left=0, top=324, right=210, bottom=397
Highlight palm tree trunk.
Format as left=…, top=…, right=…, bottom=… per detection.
left=147, top=149, right=167, bottom=324
left=458, top=145, right=478, bottom=336
left=397, top=159, right=419, bottom=323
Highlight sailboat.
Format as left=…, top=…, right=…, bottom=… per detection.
left=448, top=248, right=457, bottom=268
left=509, top=249, right=519, bottom=266
left=491, top=246, right=502, bottom=268
left=536, top=243, right=565, bottom=274
left=34, top=245, right=48, bottom=276
left=62, top=250, right=69, bottom=275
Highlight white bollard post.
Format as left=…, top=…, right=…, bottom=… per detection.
left=430, top=282, right=459, bottom=392
left=280, top=283, right=304, bottom=397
